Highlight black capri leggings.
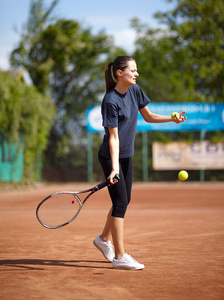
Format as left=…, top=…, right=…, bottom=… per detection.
left=98, top=151, right=133, bottom=218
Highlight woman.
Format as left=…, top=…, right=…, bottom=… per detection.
left=93, top=56, right=186, bottom=270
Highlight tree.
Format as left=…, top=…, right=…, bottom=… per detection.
left=0, top=70, right=55, bottom=182
left=10, top=0, right=120, bottom=175
left=131, top=18, right=188, bottom=103
left=155, top=0, right=224, bottom=102
left=131, top=0, right=224, bottom=103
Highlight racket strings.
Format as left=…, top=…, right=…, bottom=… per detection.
left=37, top=193, right=81, bottom=228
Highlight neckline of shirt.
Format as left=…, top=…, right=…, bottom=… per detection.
left=113, top=88, right=127, bottom=98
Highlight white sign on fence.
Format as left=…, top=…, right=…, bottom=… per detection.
left=153, top=142, right=224, bottom=170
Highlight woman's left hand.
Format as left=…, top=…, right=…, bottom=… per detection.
left=173, top=111, right=187, bottom=124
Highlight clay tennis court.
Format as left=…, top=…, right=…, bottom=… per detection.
left=1, top=182, right=224, bottom=299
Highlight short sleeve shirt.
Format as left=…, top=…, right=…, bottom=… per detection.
left=99, top=84, right=151, bottom=159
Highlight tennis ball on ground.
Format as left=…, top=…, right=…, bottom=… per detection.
left=171, top=112, right=180, bottom=120
left=178, top=170, right=188, bottom=181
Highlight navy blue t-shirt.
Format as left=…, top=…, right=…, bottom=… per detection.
left=99, top=84, right=151, bottom=159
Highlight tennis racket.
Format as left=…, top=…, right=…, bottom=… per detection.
left=36, top=175, right=119, bottom=229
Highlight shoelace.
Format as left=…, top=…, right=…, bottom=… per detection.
left=105, top=241, right=114, bottom=252
left=125, top=254, right=133, bottom=262
left=123, top=254, right=138, bottom=264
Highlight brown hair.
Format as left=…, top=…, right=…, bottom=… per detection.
left=105, top=56, right=134, bottom=92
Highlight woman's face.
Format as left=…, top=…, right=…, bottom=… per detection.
left=119, top=60, right=139, bottom=86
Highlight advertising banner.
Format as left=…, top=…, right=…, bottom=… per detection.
left=137, top=103, right=224, bottom=132
left=86, top=103, right=224, bottom=132
left=153, top=141, right=224, bottom=170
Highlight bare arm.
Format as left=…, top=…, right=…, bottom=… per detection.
left=108, top=127, right=119, bottom=184
left=139, top=106, right=187, bottom=124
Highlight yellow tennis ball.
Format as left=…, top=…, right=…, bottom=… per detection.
left=171, top=112, right=180, bottom=120
left=178, top=170, right=188, bottom=181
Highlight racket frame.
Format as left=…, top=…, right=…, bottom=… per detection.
left=36, top=175, right=119, bottom=229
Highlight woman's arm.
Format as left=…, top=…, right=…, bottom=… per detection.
left=108, top=127, right=120, bottom=184
left=139, top=106, right=187, bottom=124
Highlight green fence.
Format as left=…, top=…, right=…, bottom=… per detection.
left=0, top=134, right=24, bottom=182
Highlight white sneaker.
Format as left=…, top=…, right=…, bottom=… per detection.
left=93, top=235, right=115, bottom=262
left=113, top=253, right=145, bottom=270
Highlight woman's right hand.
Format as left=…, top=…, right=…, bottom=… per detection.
left=108, top=170, right=119, bottom=184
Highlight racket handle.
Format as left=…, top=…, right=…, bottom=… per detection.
left=95, top=174, right=120, bottom=191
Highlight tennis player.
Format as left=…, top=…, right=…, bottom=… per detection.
left=93, top=56, right=186, bottom=270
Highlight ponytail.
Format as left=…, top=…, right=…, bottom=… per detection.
left=105, top=56, right=134, bottom=92
left=105, top=62, right=116, bottom=92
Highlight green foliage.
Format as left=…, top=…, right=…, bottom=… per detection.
left=154, top=0, right=224, bottom=102
left=132, top=0, right=224, bottom=103
left=0, top=70, right=55, bottom=182
left=131, top=18, right=189, bottom=103
left=10, top=0, right=120, bottom=169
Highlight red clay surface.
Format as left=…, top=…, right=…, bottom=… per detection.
left=0, top=182, right=224, bottom=300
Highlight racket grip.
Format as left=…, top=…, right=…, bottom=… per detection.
left=96, top=174, right=120, bottom=191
